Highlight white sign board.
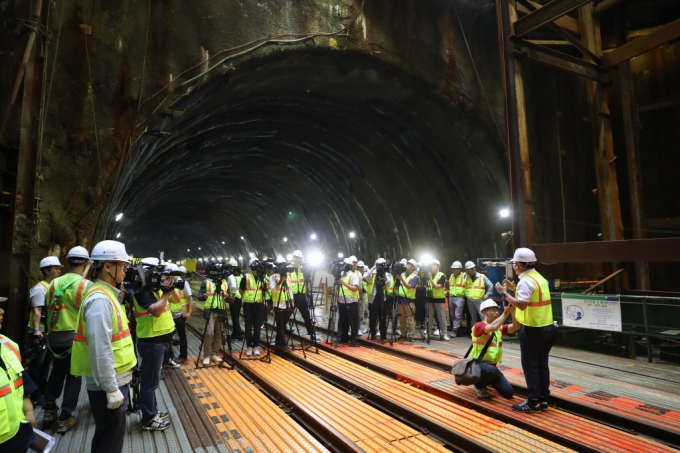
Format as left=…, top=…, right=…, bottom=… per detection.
left=561, top=294, right=622, bottom=332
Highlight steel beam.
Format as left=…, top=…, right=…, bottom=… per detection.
left=512, top=39, right=609, bottom=82
left=532, top=237, right=680, bottom=262
left=638, top=94, right=680, bottom=113
left=602, top=18, right=680, bottom=68
left=498, top=0, right=535, bottom=248
left=516, top=0, right=581, bottom=34
left=592, top=0, right=625, bottom=16
left=514, top=0, right=590, bottom=37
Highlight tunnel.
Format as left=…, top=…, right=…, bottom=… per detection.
left=98, top=49, right=510, bottom=266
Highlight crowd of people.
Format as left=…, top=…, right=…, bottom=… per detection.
left=0, top=239, right=558, bottom=453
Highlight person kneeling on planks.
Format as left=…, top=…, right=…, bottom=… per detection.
left=470, top=299, right=521, bottom=399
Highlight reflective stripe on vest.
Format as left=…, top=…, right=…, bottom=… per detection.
left=465, top=274, right=486, bottom=299
left=340, top=272, right=359, bottom=299
left=385, top=276, right=395, bottom=295
left=27, top=281, right=49, bottom=329
left=366, top=273, right=376, bottom=295
left=515, top=270, right=553, bottom=327
left=471, top=328, right=502, bottom=364
left=205, top=280, right=229, bottom=309
left=0, top=335, right=25, bottom=444
left=134, top=291, right=175, bottom=338
left=428, top=272, right=446, bottom=298
left=289, top=268, right=305, bottom=294
left=449, top=273, right=466, bottom=297
left=242, top=273, right=264, bottom=303
left=397, top=272, right=417, bottom=300
left=47, top=274, right=88, bottom=332
left=71, top=283, right=137, bottom=377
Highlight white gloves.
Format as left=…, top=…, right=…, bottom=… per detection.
left=106, top=389, right=125, bottom=409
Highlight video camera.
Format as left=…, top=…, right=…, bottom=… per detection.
left=275, top=260, right=296, bottom=276
left=390, top=261, right=406, bottom=276
left=328, top=259, right=351, bottom=281
left=375, top=260, right=391, bottom=278
left=123, top=251, right=185, bottom=293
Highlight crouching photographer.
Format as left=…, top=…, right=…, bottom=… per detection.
left=469, top=300, right=520, bottom=400
left=131, top=257, right=179, bottom=431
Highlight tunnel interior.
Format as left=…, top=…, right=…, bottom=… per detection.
left=99, top=49, right=510, bottom=265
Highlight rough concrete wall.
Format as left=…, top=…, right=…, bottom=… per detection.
left=0, top=0, right=505, bottom=279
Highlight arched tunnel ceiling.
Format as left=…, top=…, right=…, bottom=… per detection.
left=99, top=49, right=510, bottom=264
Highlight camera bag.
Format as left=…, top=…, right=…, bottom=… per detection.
left=451, top=332, right=495, bottom=386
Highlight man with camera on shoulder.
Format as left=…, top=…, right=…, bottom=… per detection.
left=132, top=257, right=176, bottom=431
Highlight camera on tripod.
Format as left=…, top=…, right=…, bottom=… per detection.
left=328, top=259, right=351, bottom=281
left=274, top=260, right=296, bottom=276
left=390, top=261, right=406, bottom=276
left=375, top=260, right=391, bottom=278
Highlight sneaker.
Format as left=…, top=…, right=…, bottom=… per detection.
left=451, top=331, right=457, bottom=338
left=407, top=336, right=414, bottom=342
left=246, top=347, right=253, bottom=357
left=394, top=329, right=401, bottom=335
left=253, top=347, right=261, bottom=356
left=165, top=359, right=180, bottom=369
left=43, top=408, right=57, bottom=426
left=277, top=344, right=291, bottom=352
left=157, top=411, right=170, bottom=420
left=433, top=329, right=440, bottom=336
left=270, top=339, right=276, bottom=345
left=512, top=399, right=541, bottom=413
left=473, top=386, right=490, bottom=399
left=376, top=332, right=380, bottom=337
left=538, top=397, right=549, bottom=412
left=142, top=414, right=171, bottom=431
left=176, top=357, right=187, bottom=364
left=57, top=416, right=77, bottom=434
left=397, top=335, right=405, bottom=340
left=442, top=335, right=451, bottom=341
left=203, top=357, right=211, bottom=365
left=421, top=330, right=428, bottom=335
left=210, top=354, right=223, bottom=363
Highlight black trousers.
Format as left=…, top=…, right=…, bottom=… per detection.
left=519, top=324, right=558, bottom=399
left=230, top=297, right=243, bottom=337
left=243, top=302, right=264, bottom=347
left=338, top=302, right=359, bottom=343
left=415, top=296, right=427, bottom=326
left=26, top=342, right=52, bottom=400
left=369, top=292, right=387, bottom=339
left=174, top=316, right=188, bottom=359
left=44, top=345, right=81, bottom=419
left=88, top=384, right=129, bottom=453
left=292, top=293, right=315, bottom=336
left=274, top=307, right=292, bottom=346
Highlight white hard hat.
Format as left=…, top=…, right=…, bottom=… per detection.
left=228, top=258, right=238, bottom=266
left=275, top=257, right=287, bottom=265
left=357, top=261, right=365, bottom=267
left=292, top=250, right=303, bottom=258
left=407, top=259, right=418, bottom=267
left=348, top=255, right=357, bottom=263
left=162, top=262, right=179, bottom=272
left=39, top=256, right=62, bottom=269
left=464, top=261, right=476, bottom=270
left=480, top=300, right=500, bottom=312
left=249, top=257, right=259, bottom=266
left=400, top=258, right=407, bottom=264
left=375, top=258, right=386, bottom=264
left=90, top=240, right=131, bottom=263
left=178, top=265, right=187, bottom=274
left=431, top=259, right=440, bottom=265
left=451, top=261, right=462, bottom=269
left=512, top=247, right=537, bottom=263
left=66, top=246, right=90, bottom=261
left=141, top=257, right=159, bottom=267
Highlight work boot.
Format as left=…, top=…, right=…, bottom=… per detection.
left=43, top=408, right=57, bottom=426
left=57, top=416, right=77, bottom=434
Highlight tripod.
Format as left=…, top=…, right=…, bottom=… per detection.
left=195, top=280, right=232, bottom=369
left=327, top=272, right=357, bottom=348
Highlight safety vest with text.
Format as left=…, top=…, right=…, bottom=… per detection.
left=428, top=272, right=446, bottom=299
left=242, top=273, right=265, bottom=303
left=515, top=270, right=553, bottom=327
left=205, top=280, right=229, bottom=309
left=27, top=281, right=49, bottom=330
left=465, top=274, right=486, bottom=300
left=449, top=273, right=466, bottom=297
left=134, top=291, right=174, bottom=338
left=340, top=272, right=359, bottom=299
left=398, top=272, right=418, bottom=300
left=71, top=283, right=137, bottom=377
left=471, top=327, right=502, bottom=365
left=47, top=274, right=89, bottom=332
left=0, top=335, right=27, bottom=444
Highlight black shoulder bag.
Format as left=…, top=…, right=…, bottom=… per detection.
left=451, top=332, right=495, bottom=386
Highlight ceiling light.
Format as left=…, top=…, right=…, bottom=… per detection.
left=337, top=253, right=344, bottom=258
left=349, top=232, right=355, bottom=238
left=116, top=233, right=121, bottom=238
left=310, top=234, right=317, bottom=240
left=115, top=213, right=123, bottom=221
left=500, top=208, right=510, bottom=218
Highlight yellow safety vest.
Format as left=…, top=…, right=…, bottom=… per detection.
left=0, top=335, right=27, bottom=444
left=134, top=291, right=175, bottom=338
left=242, top=273, right=265, bottom=303
left=385, top=276, right=395, bottom=296
left=71, top=283, right=137, bottom=377
left=515, top=270, right=553, bottom=327
left=428, top=272, right=446, bottom=298
left=340, top=272, right=359, bottom=299
left=27, top=281, right=49, bottom=330
left=271, top=275, right=291, bottom=307
left=465, top=274, right=486, bottom=300
left=288, top=268, right=305, bottom=295
left=365, top=273, right=376, bottom=295
left=265, top=274, right=273, bottom=301
left=47, top=274, right=88, bottom=332
left=449, top=273, right=466, bottom=297
left=205, top=280, right=229, bottom=309
left=169, top=287, right=190, bottom=313
left=397, top=272, right=417, bottom=300
left=471, top=328, right=502, bottom=365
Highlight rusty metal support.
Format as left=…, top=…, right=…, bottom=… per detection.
left=616, top=9, right=650, bottom=290
left=498, top=0, right=535, bottom=248
left=532, top=237, right=680, bottom=262
left=602, top=18, right=680, bottom=68
left=1, top=0, right=48, bottom=345
left=514, top=0, right=590, bottom=37
left=580, top=4, right=624, bottom=243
